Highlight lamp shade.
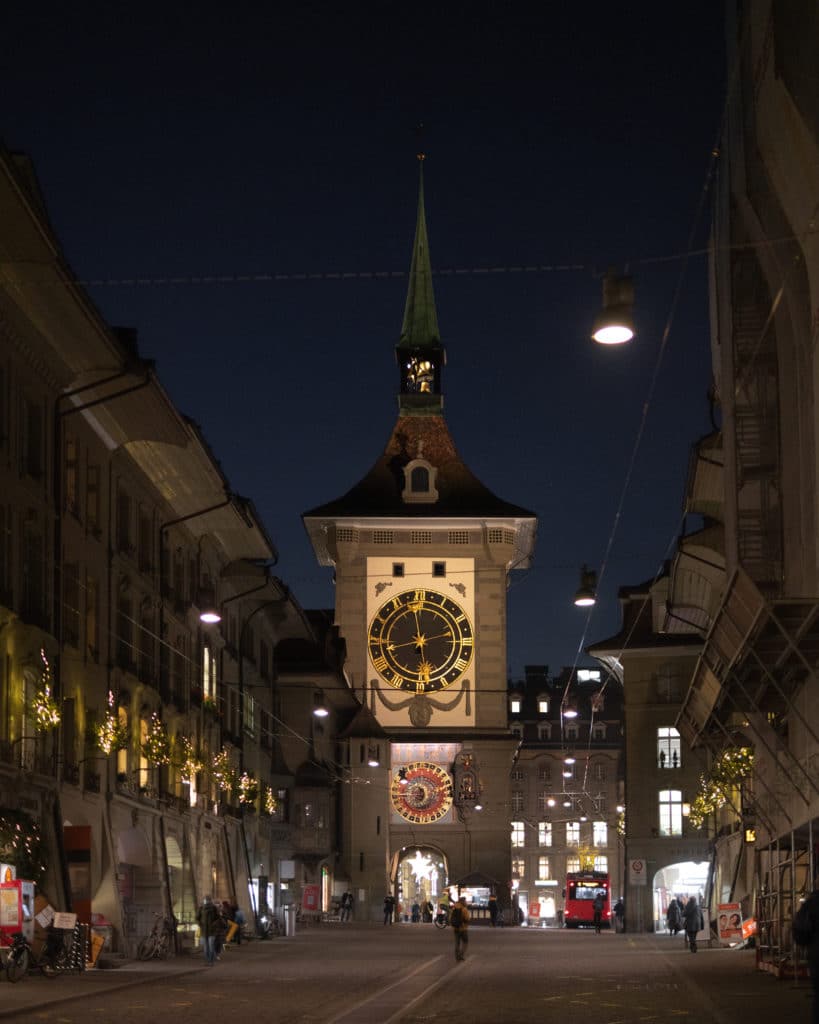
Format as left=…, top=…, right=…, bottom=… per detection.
left=573, top=565, right=597, bottom=607
left=592, top=271, right=635, bottom=345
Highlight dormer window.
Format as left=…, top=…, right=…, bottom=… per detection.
left=537, top=696, right=549, bottom=714
left=510, top=697, right=522, bottom=715
left=402, top=457, right=438, bottom=504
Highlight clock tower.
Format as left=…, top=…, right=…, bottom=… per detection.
left=303, top=162, right=537, bottom=918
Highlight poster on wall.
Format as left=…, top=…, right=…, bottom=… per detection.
left=302, top=885, right=320, bottom=913
left=717, top=902, right=743, bottom=945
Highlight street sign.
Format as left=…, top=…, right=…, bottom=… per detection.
left=629, top=858, right=647, bottom=886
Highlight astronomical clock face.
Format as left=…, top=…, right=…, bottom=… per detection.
left=391, top=761, right=453, bottom=824
left=368, top=588, right=473, bottom=693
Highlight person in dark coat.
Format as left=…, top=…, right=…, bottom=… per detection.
left=196, top=896, right=219, bottom=965
left=682, top=895, right=704, bottom=952
left=666, top=897, right=682, bottom=936
left=797, top=883, right=819, bottom=1024
left=613, top=898, right=625, bottom=933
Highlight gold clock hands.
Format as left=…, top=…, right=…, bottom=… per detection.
left=384, top=631, right=454, bottom=651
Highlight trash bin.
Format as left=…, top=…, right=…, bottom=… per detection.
left=283, top=907, right=296, bottom=937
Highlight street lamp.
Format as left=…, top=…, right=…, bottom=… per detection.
left=573, top=566, right=597, bottom=607
left=591, top=270, right=635, bottom=345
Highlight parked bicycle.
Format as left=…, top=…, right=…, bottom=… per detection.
left=4, top=928, right=67, bottom=982
left=136, top=913, right=175, bottom=960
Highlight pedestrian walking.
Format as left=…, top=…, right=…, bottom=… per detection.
left=197, top=895, right=219, bottom=966
left=613, top=897, right=625, bottom=933
left=682, top=895, right=704, bottom=952
left=383, top=893, right=395, bottom=925
left=592, top=891, right=605, bottom=933
left=340, top=891, right=354, bottom=922
left=488, top=894, right=499, bottom=927
left=666, top=897, right=682, bottom=936
left=451, top=897, right=470, bottom=962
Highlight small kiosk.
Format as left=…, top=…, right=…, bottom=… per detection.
left=0, top=864, right=36, bottom=944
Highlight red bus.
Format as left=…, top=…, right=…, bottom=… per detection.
left=564, top=871, right=610, bottom=929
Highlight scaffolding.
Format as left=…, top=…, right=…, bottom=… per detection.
left=677, top=568, right=819, bottom=973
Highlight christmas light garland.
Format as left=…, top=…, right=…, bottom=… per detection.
left=33, top=649, right=61, bottom=731
left=689, top=746, right=754, bottom=828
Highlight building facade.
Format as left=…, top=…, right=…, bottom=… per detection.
left=0, top=147, right=347, bottom=952
left=507, top=665, right=624, bottom=927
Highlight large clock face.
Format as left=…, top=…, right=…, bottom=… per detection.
left=368, top=588, right=473, bottom=693
left=391, top=762, right=453, bottom=823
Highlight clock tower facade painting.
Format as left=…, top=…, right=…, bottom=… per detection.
left=304, top=165, right=537, bottom=919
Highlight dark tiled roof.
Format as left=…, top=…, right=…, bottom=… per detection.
left=304, top=414, right=535, bottom=519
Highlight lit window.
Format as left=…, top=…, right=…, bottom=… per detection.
left=511, top=821, right=525, bottom=848
left=659, top=789, right=683, bottom=836
left=593, top=855, right=608, bottom=872
left=566, top=855, right=581, bottom=873
left=577, top=669, right=600, bottom=683
left=593, top=821, right=607, bottom=847
left=538, top=696, right=549, bottom=714
left=538, top=856, right=551, bottom=879
left=512, top=857, right=525, bottom=879
left=657, top=727, right=681, bottom=769
left=538, top=822, right=552, bottom=847
left=510, top=698, right=522, bottom=714
left=566, top=822, right=580, bottom=846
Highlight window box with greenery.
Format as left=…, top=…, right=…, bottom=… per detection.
left=202, top=696, right=220, bottom=718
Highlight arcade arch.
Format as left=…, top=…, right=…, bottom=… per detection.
left=391, top=845, right=449, bottom=920
left=653, top=860, right=709, bottom=932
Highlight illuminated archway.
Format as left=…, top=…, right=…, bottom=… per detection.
left=392, top=845, right=449, bottom=921
left=653, top=860, right=709, bottom=932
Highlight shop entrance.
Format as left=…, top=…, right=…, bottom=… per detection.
left=394, top=847, right=448, bottom=923
left=653, top=860, right=709, bottom=932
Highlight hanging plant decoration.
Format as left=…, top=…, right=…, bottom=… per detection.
left=262, top=786, right=279, bottom=816
left=0, top=807, right=46, bottom=883
left=177, top=735, right=204, bottom=783
left=212, top=746, right=238, bottom=795
left=33, top=648, right=60, bottom=732
left=202, top=696, right=220, bottom=717
left=141, top=713, right=171, bottom=766
left=94, top=691, right=129, bottom=754
left=688, top=746, right=755, bottom=828
left=238, top=772, right=259, bottom=806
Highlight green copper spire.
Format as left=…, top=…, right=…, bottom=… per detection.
left=399, top=160, right=441, bottom=350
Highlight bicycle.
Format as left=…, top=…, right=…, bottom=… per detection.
left=136, top=913, right=175, bottom=960
left=433, top=906, right=449, bottom=929
left=4, top=928, right=67, bottom=983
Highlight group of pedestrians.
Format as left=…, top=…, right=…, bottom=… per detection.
left=196, top=896, right=246, bottom=965
left=666, top=895, right=704, bottom=952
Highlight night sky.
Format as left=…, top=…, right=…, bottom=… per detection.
left=3, top=2, right=726, bottom=679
